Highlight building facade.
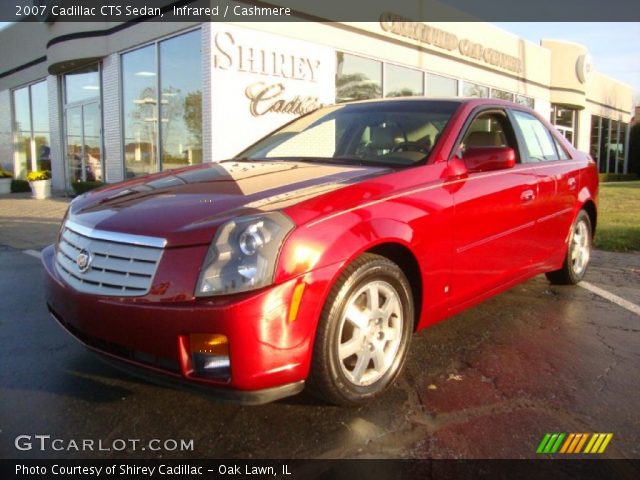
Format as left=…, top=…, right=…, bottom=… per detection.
left=0, top=19, right=634, bottom=192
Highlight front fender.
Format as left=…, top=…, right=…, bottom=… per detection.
left=276, top=215, right=416, bottom=282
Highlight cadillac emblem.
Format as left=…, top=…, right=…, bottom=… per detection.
left=76, top=250, right=92, bottom=273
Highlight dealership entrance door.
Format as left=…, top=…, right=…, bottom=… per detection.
left=63, top=64, right=103, bottom=190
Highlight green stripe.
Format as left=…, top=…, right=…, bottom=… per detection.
left=537, top=433, right=552, bottom=453
left=550, top=433, right=566, bottom=453
left=543, top=434, right=559, bottom=453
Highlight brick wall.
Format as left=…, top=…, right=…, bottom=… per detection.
left=201, top=22, right=212, bottom=164
left=102, top=53, right=123, bottom=183
left=47, top=75, right=65, bottom=191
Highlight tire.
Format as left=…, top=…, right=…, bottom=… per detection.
left=307, top=253, right=414, bottom=406
left=545, top=210, right=592, bottom=285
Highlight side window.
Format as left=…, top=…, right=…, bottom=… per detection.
left=553, top=136, right=570, bottom=160
left=459, top=111, right=519, bottom=158
left=512, top=110, right=560, bottom=162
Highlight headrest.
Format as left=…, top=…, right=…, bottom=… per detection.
left=465, top=130, right=506, bottom=148
left=369, top=126, right=403, bottom=149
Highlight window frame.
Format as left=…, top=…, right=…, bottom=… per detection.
left=448, top=106, right=524, bottom=165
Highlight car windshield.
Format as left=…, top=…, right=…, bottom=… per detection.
left=236, top=101, right=460, bottom=168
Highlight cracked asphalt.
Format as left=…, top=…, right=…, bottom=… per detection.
left=0, top=245, right=638, bottom=460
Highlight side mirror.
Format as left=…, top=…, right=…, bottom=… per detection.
left=463, top=147, right=516, bottom=173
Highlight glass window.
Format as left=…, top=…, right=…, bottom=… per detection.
left=239, top=101, right=459, bottom=168
left=64, top=64, right=100, bottom=104
left=31, top=81, right=50, bottom=171
left=599, top=117, right=610, bottom=173
left=13, top=86, right=31, bottom=133
left=551, top=105, right=577, bottom=146
left=590, top=115, right=602, bottom=165
left=618, top=123, right=628, bottom=173
left=610, top=120, right=620, bottom=173
left=490, top=89, right=514, bottom=102
left=554, top=137, right=570, bottom=160
left=463, top=82, right=489, bottom=98
left=12, top=86, right=31, bottom=178
left=123, top=30, right=202, bottom=178
left=336, top=53, right=382, bottom=103
left=553, top=106, right=575, bottom=128
left=63, top=64, right=102, bottom=187
left=384, top=64, right=423, bottom=97
left=512, top=110, right=559, bottom=162
left=12, top=80, right=50, bottom=178
left=426, top=73, right=457, bottom=98
left=461, top=112, right=517, bottom=158
left=516, top=95, right=535, bottom=109
left=123, top=44, right=158, bottom=178
left=65, top=105, right=83, bottom=185
left=159, top=29, right=202, bottom=170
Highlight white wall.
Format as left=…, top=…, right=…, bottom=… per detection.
left=209, top=24, right=336, bottom=161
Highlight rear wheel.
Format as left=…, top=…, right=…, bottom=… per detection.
left=546, top=210, right=592, bottom=285
left=308, top=253, right=413, bottom=406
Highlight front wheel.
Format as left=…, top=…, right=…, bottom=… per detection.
left=546, top=210, right=592, bottom=285
left=307, top=253, right=414, bottom=406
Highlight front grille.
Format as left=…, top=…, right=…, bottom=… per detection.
left=55, top=221, right=164, bottom=297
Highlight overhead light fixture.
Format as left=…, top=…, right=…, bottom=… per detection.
left=135, top=71, right=156, bottom=77
left=82, top=85, right=100, bottom=90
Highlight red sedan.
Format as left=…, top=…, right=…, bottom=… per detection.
left=43, top=98, right=598, bottom=405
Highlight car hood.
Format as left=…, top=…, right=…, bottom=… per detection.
left=67, top=160, right=388, bottom=247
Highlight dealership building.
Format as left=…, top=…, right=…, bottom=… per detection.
left=0, top=17, right=634, bottom=192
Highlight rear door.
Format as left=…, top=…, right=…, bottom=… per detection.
left=450, top=108, right=540, bottom=306
left=509, top=110, right=579, bottom=268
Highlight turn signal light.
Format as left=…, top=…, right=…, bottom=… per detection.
left=190, top=334, right=230, bottom=380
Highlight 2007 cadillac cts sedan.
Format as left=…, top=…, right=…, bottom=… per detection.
left=43, top=98, right=598, bottom=405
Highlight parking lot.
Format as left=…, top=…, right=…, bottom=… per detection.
left=0, top=194, right=639, bottom=459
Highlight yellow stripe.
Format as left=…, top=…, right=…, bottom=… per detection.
left=560, top=434, right=575, bottom=453
left=567, top=434, right=582, bottom=453
left=597, top=434, right=613, bottom=454
left=574, top=433, right=589, bottom=453
left=583, top=434, right=598, bottom=453
left=590, top=434, right=606, bottom=453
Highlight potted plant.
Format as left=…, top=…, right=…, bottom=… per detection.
left=26, top=170, right=52, bottom=199
left=0, top=169, right=12, bottom=195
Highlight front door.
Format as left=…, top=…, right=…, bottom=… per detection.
left=65, top=102, right=102, bottom=189
left=450, top=109, right=540, bottom=306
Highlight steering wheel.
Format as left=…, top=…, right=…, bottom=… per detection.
left=390, top=142, right=430, bottom=154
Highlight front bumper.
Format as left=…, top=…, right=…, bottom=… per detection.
left=42, top=244, right=336, bottom=402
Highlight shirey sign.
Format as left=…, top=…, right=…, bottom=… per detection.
left=209, top=24, right=335, bottom=160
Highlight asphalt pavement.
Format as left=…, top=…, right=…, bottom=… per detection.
left=0, top=192, right=639, bottom=459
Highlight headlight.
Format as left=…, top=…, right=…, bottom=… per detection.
left=195, top=212, right=295, bottom=296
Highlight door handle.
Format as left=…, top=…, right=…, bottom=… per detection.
left=568, top=177, right=577, bottom=190
left=520, top=189, right=535, bottom=202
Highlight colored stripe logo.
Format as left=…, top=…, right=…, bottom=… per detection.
left=537, top=433, right=613, bottom=454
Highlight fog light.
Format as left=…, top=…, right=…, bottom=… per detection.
left=190, top=334, right=230, bottom=380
